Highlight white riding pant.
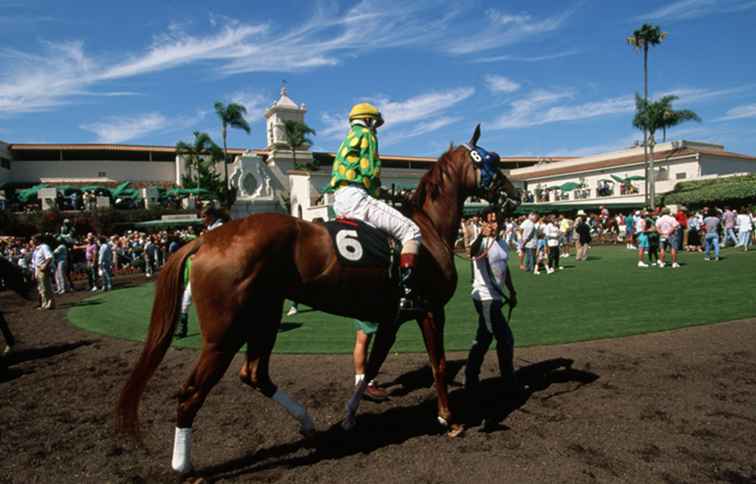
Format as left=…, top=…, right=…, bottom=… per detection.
left=333, top=186, right=421, bottom=244
left=181, top=283, right=192, bottom=315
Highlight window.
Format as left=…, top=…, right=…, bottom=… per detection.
left=98, top=171, right=107, bottom=177
left=0, top=157, right=9, bottom=169
left=675, top=172, right=687, bottom=180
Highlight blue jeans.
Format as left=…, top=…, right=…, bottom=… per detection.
left=466, top=299, right=515, bottom=384
left=738, top=231, right=752, bottom=249
left=524, top=248, right=536, bottom=272
left=723, top=228, right=738, bottom=247
left=704, top=233, right=720, bottom=259
left=100, top=265, right=113, bottom=290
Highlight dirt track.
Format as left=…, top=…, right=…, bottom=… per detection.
left=1, top=283, right=755, bottom=484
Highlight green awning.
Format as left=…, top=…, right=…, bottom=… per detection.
left=17, top=184, right=48, bottom=202
left=515, top=202, right=644, bottom=215
left=559, top=182, right=582, bottom=191
left=166, top=187, right=211, bottom=197
left=133, top=219, right=204, bottom=228
left=626, top=175, right=644, bottom=181
left=111, top=181, right=131, bottom=197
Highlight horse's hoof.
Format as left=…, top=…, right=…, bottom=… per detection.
left=299, top=425, right=316, bottom=439
left=447, top=424, right=464, bottom=438
left=171, top=463, right=193, bottom=475
left=341, top=416, right=356, bottom=431
left=437, top=416, right=449, bottom=427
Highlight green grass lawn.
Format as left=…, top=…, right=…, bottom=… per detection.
left=67, top=245, right=756, bottom=354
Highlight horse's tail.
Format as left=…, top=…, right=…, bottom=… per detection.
left=115, top=238, right=201, bottom=438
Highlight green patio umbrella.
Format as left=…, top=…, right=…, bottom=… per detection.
left=558, top=182, right=583, bottom=191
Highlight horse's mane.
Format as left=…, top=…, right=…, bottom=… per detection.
left=411, top=144, right=461, bottom=208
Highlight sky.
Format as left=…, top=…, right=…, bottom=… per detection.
left=1, top=0, right=755, bottom=158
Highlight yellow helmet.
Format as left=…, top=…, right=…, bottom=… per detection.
left=348, top=102, right=384, bottom=127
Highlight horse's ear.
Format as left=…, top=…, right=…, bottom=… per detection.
left=469, top=124, right=481, bottom=146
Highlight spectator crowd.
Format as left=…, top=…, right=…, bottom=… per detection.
left=459, top=205, right=755, bottom=274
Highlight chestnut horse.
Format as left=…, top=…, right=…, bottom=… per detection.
left=116, top=125, right=520, bottom=473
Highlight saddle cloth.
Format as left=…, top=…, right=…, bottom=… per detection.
left=324, top=218, right=399, bottom=271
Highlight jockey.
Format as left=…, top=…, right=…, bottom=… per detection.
left=176, top=206, right=224, bottom=339
left=330, top=102, right=423, bottom=314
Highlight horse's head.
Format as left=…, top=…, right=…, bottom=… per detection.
left=460, top=124, right=520, bottom=215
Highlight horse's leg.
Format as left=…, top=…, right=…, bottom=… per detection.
left=173, top=338, right=243, bottom=473
left=239, top=299, right=315, bottom=436
left=418, top=310, right=461, bottom=436
left=342, top=318, right=398, bottom=430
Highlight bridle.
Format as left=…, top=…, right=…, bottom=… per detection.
left=462, top=143, right=520, bottom=213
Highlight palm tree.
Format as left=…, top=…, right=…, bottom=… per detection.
left=633, top=95, right=700, bottom=207
left=176, top=131, right=224, bottom=201
left=214, top=102, right=251, bottom=207
left=627, top=23, right=667, bottom=207
left=661, top=104, right=701, bottom=142
left=283, top=120, right=316, bottom=170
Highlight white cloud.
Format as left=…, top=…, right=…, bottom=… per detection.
left=542, top=134, right=641, bottom=157
left=635, top=0, right=756, bottom=21
left=716, top=103, right=756, bottom=121
left=80, top=113, right=170, bottom=143
left=473, top=50, right=579, bottom=63
left=0, top=2, right=451, bottom=117
left=491, top=85, right=746, bottom=129
left=484, top=75, right=520, bottom=93
left=382, top=116, right=463, bottom=147
left=318, top=88, right=474, bottom=146
left=446, top=8, right=574, bottom=55
left=378, top=87, right=475, bottom=126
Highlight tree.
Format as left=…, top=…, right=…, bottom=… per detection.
left=661, top=104, right=701, bottom=142
left=633, top=95, right=701, bottom=207
left=627, top=23, right=667, bottom=208
left=283, top=120, right=316, bottom=170
left=214, top=102, right=251, bottom=208
left=176, top=131, right=225, bottom=201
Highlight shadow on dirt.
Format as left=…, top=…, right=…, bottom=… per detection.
left=3, top=340, right=95, bottom=367
left=196, top=357, right=599, bottom=481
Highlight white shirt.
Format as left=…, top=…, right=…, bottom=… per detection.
left=32, top=243, right=52, bottom=270
left=520, top=219, right=536, bottom=249
left=471, top=237, right=509, bottom=301
left=736, top=213, right=753, bottom=232
left=544, top=223, right=561, bottom=247
left=207, top=219, right=224, bottom=231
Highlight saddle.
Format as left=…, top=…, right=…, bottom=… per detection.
left=323, top=218, right=400, bottom=277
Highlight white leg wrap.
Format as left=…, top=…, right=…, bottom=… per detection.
left=272, top=389, right=314, bottom=434
left=342, top=379, right=368, bottom=431
left=171, top=427, right=193, bottom=474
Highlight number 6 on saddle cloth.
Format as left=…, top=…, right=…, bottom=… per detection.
left=325, top=217, right=400, bottom=278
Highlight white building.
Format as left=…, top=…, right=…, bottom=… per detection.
left=2, top=87, right=755, bottom=216
left=509, top=140, right=756, bottom=210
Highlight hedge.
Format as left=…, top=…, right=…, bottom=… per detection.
left=663, top=175, right=756, bottom=207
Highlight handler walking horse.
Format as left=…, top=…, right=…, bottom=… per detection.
left=116, top=125, right=520, bottom=473
left=0, top=257, right=34, bottom=356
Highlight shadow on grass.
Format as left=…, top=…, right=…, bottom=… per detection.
left=279, top=322, right=303, bottom=333
left=194, top=358, right=599, bottom=481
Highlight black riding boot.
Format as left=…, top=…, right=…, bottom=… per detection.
left=175, top=313, right=188, bottom=339
left=398, top=254, right=424, bottom=315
